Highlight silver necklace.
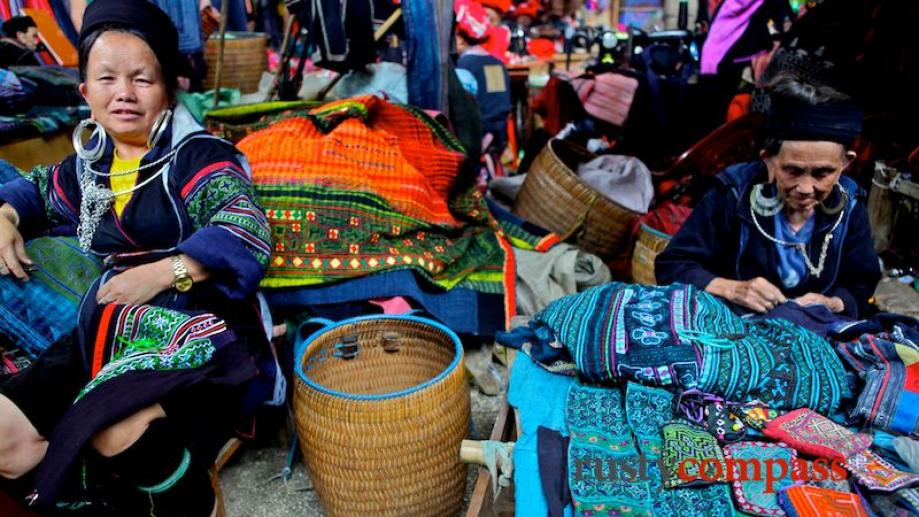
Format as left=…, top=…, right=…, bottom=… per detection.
left=85, top=149, right=177, bottom=177
left=749, top=202, right=845, bottom=278
left=77, top=156, right=172, bottom=252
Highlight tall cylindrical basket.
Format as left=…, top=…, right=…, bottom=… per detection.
left=293, top=315, right=470, bottom=516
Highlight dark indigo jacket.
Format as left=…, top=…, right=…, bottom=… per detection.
left=655, top=161, right=882, bottom=318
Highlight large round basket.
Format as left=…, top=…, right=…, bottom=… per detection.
left=631, top=223, right=672, bottom=285
left=513, top=139, right=641, bottom=261
left=293, top=315, right=470, bottom=517
left=203, top=32, right=267, bottom=93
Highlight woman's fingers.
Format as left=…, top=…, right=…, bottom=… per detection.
left=0, top=247, right=27, bottom=281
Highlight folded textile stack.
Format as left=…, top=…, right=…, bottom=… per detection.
left=504, top=283, right=919, bottom=517
left=239, top=96, right=553, bottom=333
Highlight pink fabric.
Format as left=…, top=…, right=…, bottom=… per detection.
left=700, top=0, right=765, bottom=75
left=369, top=297, right=414, bottom=315
left=571, top=73, right=638, bottom=127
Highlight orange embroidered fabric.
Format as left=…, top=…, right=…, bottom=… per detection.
left=237, top=96, right=464, bottom=226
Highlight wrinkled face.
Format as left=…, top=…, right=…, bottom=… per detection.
left=78, top=31, right=169, bottom=149
left=761, top=140, right=855, bottom=214
left=17, top=26, right=39, bottom=50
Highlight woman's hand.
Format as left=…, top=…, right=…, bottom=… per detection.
left=794, top=293, right=845, bottom=313
left=706, top=277, right=787, bottom=313
left=96, top=260, right=173, bottom=306
left=0, top=205, right=32, bottom=281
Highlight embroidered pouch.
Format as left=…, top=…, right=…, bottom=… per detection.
left=778, top=486, right=869, bottom=517
left=844, top=450, right=919, bottom=492
left=723, top=441, right=800, bottom=516
left=764, top=408, right=872, bottom=462
left=661, top=421, right=726, bottom=488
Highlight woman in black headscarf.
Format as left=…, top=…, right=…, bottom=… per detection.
left=0, top=1, right=273, bottom=514
left=656, top=77, right=882, bottom=318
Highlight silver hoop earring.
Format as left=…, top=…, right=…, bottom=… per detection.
left=147, top=109, right=172, bottom=149
left=751, top=182, right=785, bottom=217
left=72, top=118, right=106, bottom=162
left=818, top=183, right=848, bottom=215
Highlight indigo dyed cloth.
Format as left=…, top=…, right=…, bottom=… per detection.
left=836, top=334, right=919, bottom=435
left=497, top=282, right=744, bottom=387
left=698, top=317, right=850, bottom=414
left=0, top=237, right=102, bottom=357
left=265, top=270, right=504, bottom=336
left=151, top=0, right=203, bottom=53
left=507, top=352, right=575, bottom=517
left=751, top=301, right=852, bottom=339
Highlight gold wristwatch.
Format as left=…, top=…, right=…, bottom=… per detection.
left=171, top=255, right=193, bottom=292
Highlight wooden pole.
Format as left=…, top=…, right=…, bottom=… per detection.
left=212, top=0, right=231, bottom=109
left=610, top=0, right=620, bottom=30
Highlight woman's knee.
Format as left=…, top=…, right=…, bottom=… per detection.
left=91, top=403, right=166, bottom=458
left=0, top=395, right=46, bottom=478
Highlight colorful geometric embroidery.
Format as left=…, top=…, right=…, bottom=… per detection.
left=837, top=334, right=919, bottom=435
left=844, top=450, right=919, bottom=492
left=777, top=486, right=869, bottom=517
left=77, top=305, right=229, bottom=400
left=764, top=408, right=872, bottom=462
left=662, top=421, right=727, bottom=488
left=503, top=282, right=742, bottom=387
left=625, top=382, right=674, bottom=459
left=183, top=165, right=272, bottom=268
left=723, top=441, right=800, bottom=516
left=567, top=382, right=653, bottom=517
left=699, top=318, right=849, bottom=414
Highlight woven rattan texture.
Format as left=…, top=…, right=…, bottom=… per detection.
left=293, top=319, right=470, bottom=516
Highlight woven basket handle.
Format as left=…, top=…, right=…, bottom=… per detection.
left=558, top=193, right=599, bottom=242
left=294, top=318, right=336, bottom=361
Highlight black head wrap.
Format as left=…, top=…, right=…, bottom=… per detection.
left=766, top=99, right=863, bottom=146
left=79, top=0, right=181, bottom=89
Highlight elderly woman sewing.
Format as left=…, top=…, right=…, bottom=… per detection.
left=0, top=0, right=272, bottom=514
left=655, top=77, right=881, bottom=318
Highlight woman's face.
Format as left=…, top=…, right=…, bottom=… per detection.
left=761, top=140, right=855, bottom=214
left=78, top=31, right=169, bottom=149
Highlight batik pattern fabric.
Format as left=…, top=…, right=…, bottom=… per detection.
left=498, top=282, right=745, bottom=387
left=836, top=333, right=919, bottom=435
left=567, top=382, right=654, bottom=517
left=844, top=450, right=919, bottom=492
left=777, top=486, right=869, bottom=517
left=0, top=237, right=102, bottom=357
left=698, top=318, right=850, bottom=414
left=763, top=408, right=872, bottom=462
left=77, top=304, right=233, bottom=400
left=723, top=441, right=799, bottom=516
left=661, top=421, right=727, bottom=488
left=625, top=382, right=673, bottom=459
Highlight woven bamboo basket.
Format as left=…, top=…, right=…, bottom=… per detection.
left=293, top=315, right=470, bottom=517
left=513, top=139, right=641, bottom=261
left=203, top=32, right=267, bottom=94
left=631, top=223, right=672, bottom=285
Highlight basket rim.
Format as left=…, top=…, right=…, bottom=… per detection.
left=638, top=223, right=673, bottom=241
left=295, top=314, right=463, bottom=401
